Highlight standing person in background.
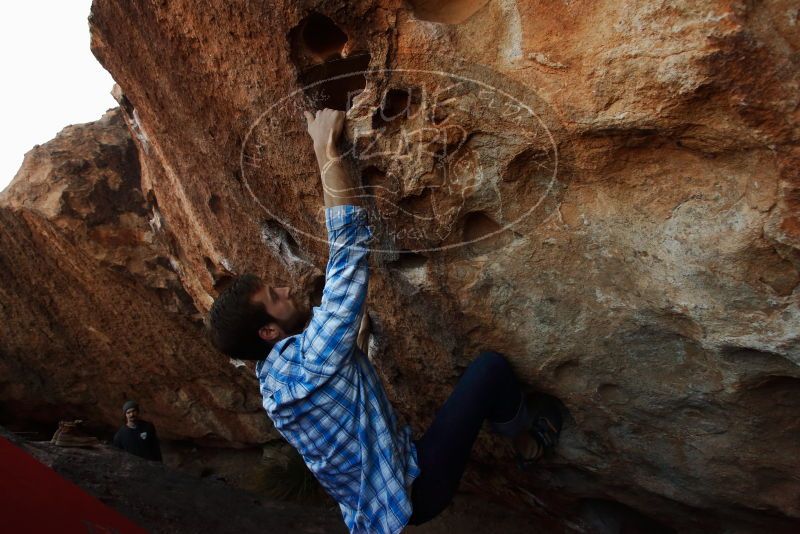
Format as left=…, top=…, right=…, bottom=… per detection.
left=112, top=400, right=162, bottom=462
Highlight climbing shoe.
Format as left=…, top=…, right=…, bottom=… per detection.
left=513, top=394, right=562, bottom=469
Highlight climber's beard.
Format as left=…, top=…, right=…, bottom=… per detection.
left=281, top=273, right=324, bottom=336
left=282, top=290, right=313, bottom=335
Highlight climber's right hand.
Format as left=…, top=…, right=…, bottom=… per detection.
left=303, top=108, right=345, bottom=158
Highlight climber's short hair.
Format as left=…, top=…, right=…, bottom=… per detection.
left=208, top=273, right=275, bottom=360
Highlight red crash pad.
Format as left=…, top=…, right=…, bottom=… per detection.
left=0, top=436, right=147, bottom=533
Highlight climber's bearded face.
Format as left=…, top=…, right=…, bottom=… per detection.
left=250, top=283, right=311, bottom=341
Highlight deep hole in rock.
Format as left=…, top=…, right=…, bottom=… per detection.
left=117, top=93, right=134, bottom=116
left=503, top=146, right=553, bottom=182
left=372, top=88, right=418, bottom=129
left=204, top=256, right=217, bottom=276
left=362, top=166, right=388, bottom=192
left=289, top=13, right=369, bottom=111
left=298, top=13, right=348, bottom=59
left=382, top=89, right=410, bottom=119
left=208, top=194, right=222, bottom=215
left=720, top=347, right=796, bottom=377
left=297, top=53, right=371, bottom=111
left=408, top=0, right=490, bottom=24
left=739, top=375, right=800, bottom=409
left=460, top=211, right=515, bottom=256
left=390, top=250, right=428, bottom=270
left=463, top=211, right=501, bottom=243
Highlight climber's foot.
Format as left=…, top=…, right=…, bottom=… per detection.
left=513, top=394, right=562, bottom=469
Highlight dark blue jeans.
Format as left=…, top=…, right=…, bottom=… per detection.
left=409, top=351, right=524, bottom=525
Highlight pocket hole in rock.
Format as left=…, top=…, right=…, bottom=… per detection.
left=461, top=211, right=515, bottom=255
left=208, top=194, right=222, bottom=215
left=362, top=166, right=389, bottom=192
left=463, top=211, right=501, bottom=242
left=297, top=53, right=371, bottom=111
left=297, top=13, right=348, bottom=59
left=289, top=13, right=370, bottom=111
left=372, top=88, right=418, bottom=128
left=390, top=250, right=428, bottom=270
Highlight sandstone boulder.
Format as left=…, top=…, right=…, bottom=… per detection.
left=4, top=0, right=799, bottom=531
left=0, top=109, right=270, bottom=445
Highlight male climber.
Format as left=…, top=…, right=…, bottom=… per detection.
left=208, top=108, right=562, bottom=533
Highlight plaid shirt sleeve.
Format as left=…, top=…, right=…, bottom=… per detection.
left=299, top=205, right=371, bottom=378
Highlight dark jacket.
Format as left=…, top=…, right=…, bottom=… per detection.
left=112, top=420, right=162, bottom=462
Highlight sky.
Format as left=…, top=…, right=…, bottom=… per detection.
left=0, top=1, right=116, bottom=192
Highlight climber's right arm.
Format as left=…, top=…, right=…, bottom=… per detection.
left=303, top=109, right=362, bottom=208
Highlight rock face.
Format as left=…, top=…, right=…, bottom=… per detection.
left=84, top=0, right=800, bottom=531
left=0, top=109, right=270, bottom=445
left=2, top=0, right=797, bottom=531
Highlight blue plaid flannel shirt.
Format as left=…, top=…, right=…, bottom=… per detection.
left=256, top=205, right=420, bottom=533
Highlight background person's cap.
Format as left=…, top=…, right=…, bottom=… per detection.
left=122, top=400, right=139, bottom=414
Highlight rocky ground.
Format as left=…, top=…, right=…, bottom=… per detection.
left=2, top=427, right=546, bottom=534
